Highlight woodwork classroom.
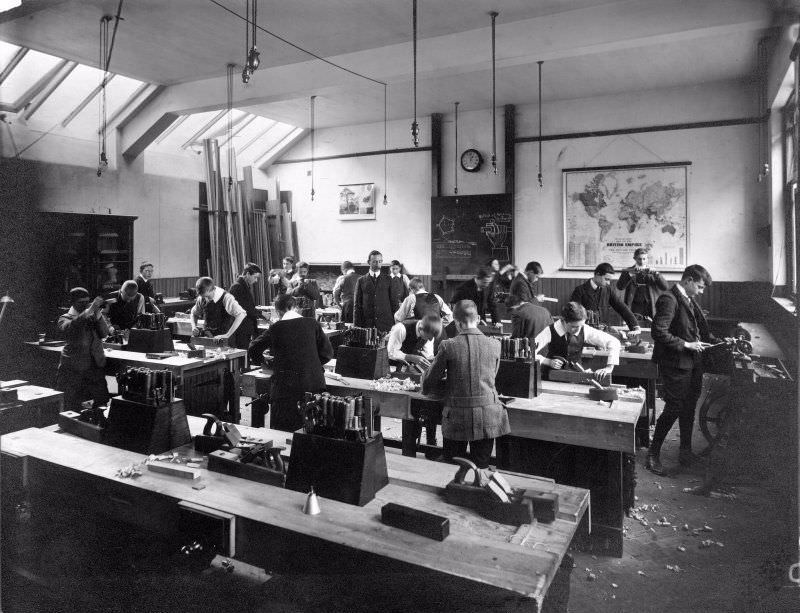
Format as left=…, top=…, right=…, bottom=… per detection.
left=0, top=1, right=798, bottom=612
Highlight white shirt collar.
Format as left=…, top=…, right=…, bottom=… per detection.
left=209, top=286, right=225, bottom=302
left=675, top=283, right=688, bottom=299
left=553, top=319, right=583, bottom=337
left=370, top=270, right=380, bottom=278
left=281, top=310, right=303, bottom=321
left=590, top=279, right=599, bottom=290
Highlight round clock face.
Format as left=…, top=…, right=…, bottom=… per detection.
left=461, top=148, right=483, bottom=172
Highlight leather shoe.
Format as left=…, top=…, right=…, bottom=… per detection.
left=646, top=452, right=666, bottom=475
left=678, top=449, right=701, bottom=467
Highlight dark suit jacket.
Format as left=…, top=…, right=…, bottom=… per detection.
left=570, top=280, right=638, bottom=330
left=451, top=279, right=487, bottom=320
left=651, top=285, right=715, bottom=369
left=422, top=328, right=510, bottom=441
left=58, top=308, right=109, bottom=372
left=508, top=274, right=545, bottom=310
left=248, top=316, right=333, bottom=399
left=229, top=276, right=259, bottom=348
left=354, top=272, right=395, bottom=332
left=510, top=302, right=552, bottom=342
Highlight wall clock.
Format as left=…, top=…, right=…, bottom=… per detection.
left=460, top=148, right=483, bottom=172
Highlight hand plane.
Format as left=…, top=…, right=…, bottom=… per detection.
left=194, top=413, right=242, bottom=453
left=443, top=458, right=533, bottom=526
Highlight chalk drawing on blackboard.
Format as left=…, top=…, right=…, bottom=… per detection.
left=436, top=216, right=456, bottom=236
left=482, top=220, right=509, bottom=262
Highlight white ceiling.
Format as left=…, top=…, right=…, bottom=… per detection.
left=0, top=0, right=783, bottom=155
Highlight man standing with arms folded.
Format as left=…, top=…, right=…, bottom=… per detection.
left=646, top=264, right=718, bottom=475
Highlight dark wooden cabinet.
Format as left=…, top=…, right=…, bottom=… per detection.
left=33, top=212, right=136, bottom=330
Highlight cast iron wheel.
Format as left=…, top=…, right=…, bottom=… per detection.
left=697, top=374, right=731, bottom=455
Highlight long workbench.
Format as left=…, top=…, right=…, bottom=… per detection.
left=25, top=341, right=246, bottom=421
left=1, top=423, right=589, bottom=612
left=241, top=367, right=641, bottom=556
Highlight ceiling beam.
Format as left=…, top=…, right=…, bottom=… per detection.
left=122, top=112, right=180, bottom=160
left=0, top=0, right=70, bottom=25
left=153, top=114, right=188, bottom=145
left=237, top=120, right=278, bottom=155
left=10, top=58, right=68, bottom=113
left=194, top=111, right=252, bottom=145
left=218, top=114, right=259, bottom=148
left=23, top=60, right=77, bottom=120
left=0, top=47, right=27, bottom=87
left=61, top=74, right=115, bottom=128
left=256, top=128, right=308, bottom=170
left=180, top=109, right=227, bottom=149
left=102, top=82, right=154, bottom=132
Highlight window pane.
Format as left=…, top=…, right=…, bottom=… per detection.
left=0, top=48, right=61, bottom=105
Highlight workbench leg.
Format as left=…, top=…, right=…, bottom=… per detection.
left=587, top=451, right=624, bottom=558
left=401, top=419, right=418, bottom=457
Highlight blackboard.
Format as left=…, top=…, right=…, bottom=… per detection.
left=431, top=194, right=513, bottom=276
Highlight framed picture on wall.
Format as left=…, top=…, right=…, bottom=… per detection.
left=562, top=162, right=690, bottom=271
left=338, top=182, right=376, bottom=220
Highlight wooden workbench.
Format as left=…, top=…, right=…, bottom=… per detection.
left=1, top=425, right=589, bottom=612
left=25, top=342, right=246, bottom=421
left=0, top=384, right=64, bottom=435
left=241, top=367, right=640, bottom=556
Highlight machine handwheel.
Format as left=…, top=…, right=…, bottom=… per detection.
left=697, top=375, right=731, bottom=455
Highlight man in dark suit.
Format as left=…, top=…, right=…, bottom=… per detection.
left=353, top=250, right=394, bottom=332
left=229, top=263, right=262, bottom=350
left=506, top=294, right=552, bottom=343
left=508, top=261, right=544, bottom=306
left=646, top=264, right=718, bottom=475
left=56, top=287, right=111, bottom=412
left=570, top=262, right=641, bottom=333
left=333, top=260, right=358, bottom=323
left=248, top=294, right=333, bottom=432
left=422, top=300, right=510, bottom=474
left=450, top=268, right=493, bottom=322
left=135, top=262, right=160, bottom=313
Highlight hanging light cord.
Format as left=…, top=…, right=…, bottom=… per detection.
left=454, top=101, right=459, bottom=194
left=384, top=83, right=389, bottom=205
left=227, top=63, right=235, bottom=189
left=537, top=60, right=543, bottom=188
left=490, top=11, right=498, bottom=174
left=310, top=95, right=316, bottom=201
left=210, top=0, right=386, bottom=87
left=97, top=0, right=124, bottom=176
left=411, top=0, right=419, bottom=147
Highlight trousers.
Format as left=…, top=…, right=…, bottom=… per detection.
left=651, top=362, right=704, bottom=450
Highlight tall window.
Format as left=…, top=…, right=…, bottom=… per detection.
left=782, top=92, right=798, bottom=297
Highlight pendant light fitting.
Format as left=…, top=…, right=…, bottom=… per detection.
left=537, top=60, right=543, bottom=188
left=490, top=11, right=498, bottom=175
left=310, top=95, right=316, bottom=202
left=242, top=0, right=260, bottom=83
left=410, top=0, right=419, bottom=147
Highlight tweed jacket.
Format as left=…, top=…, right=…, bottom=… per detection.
left=57, top=307, right=110, bottom=372
left=422, top=327, right=510, bottom=441
left=651, top=285, right=715, bottom=370
left=353, top=271, right=395, bottom=332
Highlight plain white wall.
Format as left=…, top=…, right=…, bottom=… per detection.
left=266, top=80, right=767, bottom=282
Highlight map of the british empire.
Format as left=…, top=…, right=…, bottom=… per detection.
left=564, top=165, right=688, bottom=270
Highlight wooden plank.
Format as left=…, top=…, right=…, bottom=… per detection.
left=2, top=427, right=587, bottom=603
